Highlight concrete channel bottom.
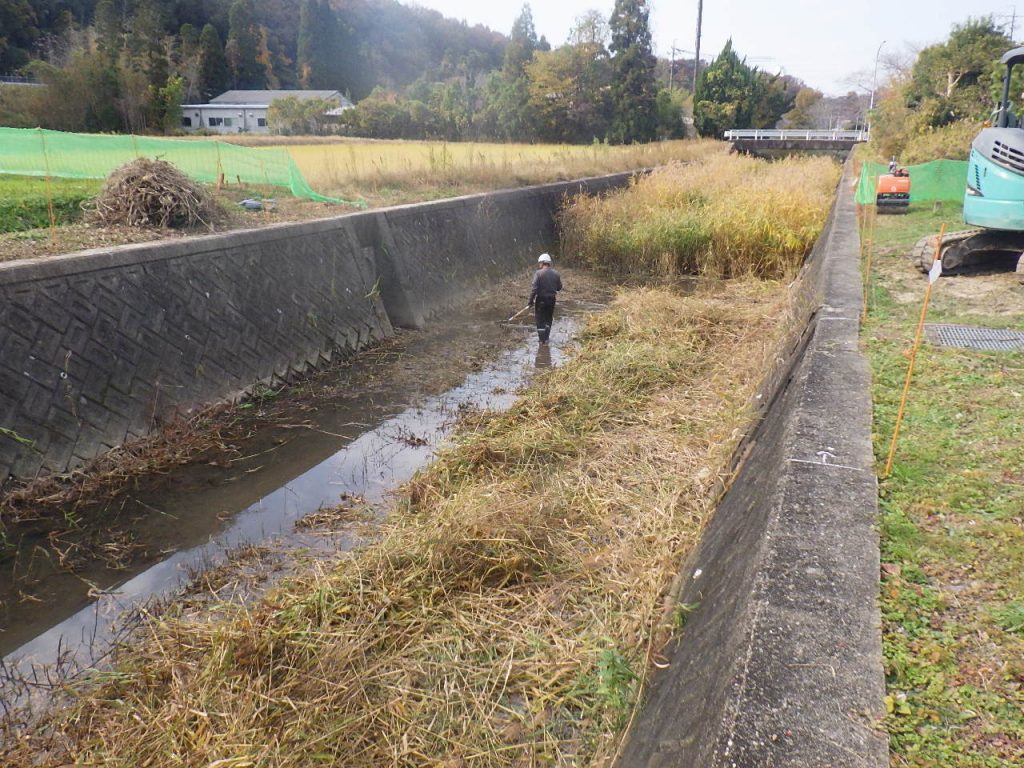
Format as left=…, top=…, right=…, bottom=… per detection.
left=925, top=323, right=1024, bottom=351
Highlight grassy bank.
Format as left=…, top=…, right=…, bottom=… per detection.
left=560, top=154, right=839, bottom=278
left=863, top=204, right=1024, bottom=765
left=2, top=154, right=836, bottom=765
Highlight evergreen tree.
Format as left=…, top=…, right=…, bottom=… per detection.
left=180, top=23, right=200, bottom=61
left=0, top=0, right=39, bottom=71
left=198, top=22, right=229, bottom=99
left=297, top=0, right=347, bottom=89
left=654, top=87, right=686, bottom=138
left=693, top=39, right=755, bottom=138
left=905, top=17, right=1010, bottom=126
left=226, top=0, right=262, bottom=88
left=477, top=71, right=533, bottom=140
left=296, top=0, right=317, bottom=87
left=93, top=0, right=122, bottom=59
left=128, top=0, right=170, bottom=89
left=608, top=0, right=658, bottom=143
left=749, top=71, right=799, bottom=129
left=178, top=23, right=202, bottom=101
left=504, top=4, right=538, bottom=78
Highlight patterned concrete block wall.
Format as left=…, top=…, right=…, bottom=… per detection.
left=0, top=218, right=391, bottom=486
left=0, top=172, right=634, bottom=486
left=373, top=173, right=635, bottom=327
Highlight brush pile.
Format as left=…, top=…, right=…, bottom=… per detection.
left=88, top=158, right=216, bottom=229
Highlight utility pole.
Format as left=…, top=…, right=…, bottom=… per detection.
left=693, top=0, right=703, bottom=93
left=868, top=40, right=886, bottom=136
left=668, top=41, right=680, bottom=90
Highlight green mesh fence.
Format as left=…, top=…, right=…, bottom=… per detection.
left=855, top=159, right=969, bottom=205
left=0, top=127, right=356, bottom=205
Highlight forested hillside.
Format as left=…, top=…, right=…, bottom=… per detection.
left=0, top=0, right=505, bottom=132
left=0, top=0, right=694, bottom=143
left=0, top=0, right=504, bottom=96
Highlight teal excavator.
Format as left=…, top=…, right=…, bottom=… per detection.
left=915, top=46, right=1024, bottom=273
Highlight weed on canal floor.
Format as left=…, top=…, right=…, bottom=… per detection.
left=1, top=281, right=797, bottom=766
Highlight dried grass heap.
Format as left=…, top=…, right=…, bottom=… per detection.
left=88, top=158, right=215, bottom=229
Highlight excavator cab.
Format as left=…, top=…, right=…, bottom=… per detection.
left=915, top=47, right=1024, bottom=274
left=964, top=47, right=1024, bottom=232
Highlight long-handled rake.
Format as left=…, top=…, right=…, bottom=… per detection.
left=498, top=304, right=532, bottom=325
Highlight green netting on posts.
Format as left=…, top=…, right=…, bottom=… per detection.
left=0, top=127, right=356, bottom=205
left=855, top=159, right=969, bottom=205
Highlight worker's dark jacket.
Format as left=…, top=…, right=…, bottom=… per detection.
left=529, top=267, right=562, bottom=305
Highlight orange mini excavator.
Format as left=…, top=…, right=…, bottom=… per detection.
left=875, top=161, right=911, bottom=212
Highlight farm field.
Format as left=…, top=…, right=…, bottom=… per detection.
left=0, top=135, right=721, bottom=260
left=263, top=138, right=715, bottom=193
left=0, top=175, right=100, bottom=233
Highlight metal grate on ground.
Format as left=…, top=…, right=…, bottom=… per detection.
left=925, top=323, right=1024, bottom=352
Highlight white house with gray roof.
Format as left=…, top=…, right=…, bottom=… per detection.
left=180, top=90, right=353, bottom=134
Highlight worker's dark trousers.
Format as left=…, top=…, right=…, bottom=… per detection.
left=535, top=296, right=556, bottom=342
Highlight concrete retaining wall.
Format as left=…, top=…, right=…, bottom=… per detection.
left=0, top=172, right=633, bottom=486
left=618, top=164, right=887, bottom=767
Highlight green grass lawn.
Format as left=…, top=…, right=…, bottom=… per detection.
left=0, top=175, right=101, bottom=233
left=864, top=202, right=1024, bottom=766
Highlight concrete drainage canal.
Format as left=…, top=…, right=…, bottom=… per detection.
left=0, top=269, right=616, bottom=722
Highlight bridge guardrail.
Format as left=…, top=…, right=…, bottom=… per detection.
left=723, top=129, right=869, bottom=142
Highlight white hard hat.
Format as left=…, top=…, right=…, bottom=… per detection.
left=537, top=253, right=552, bottom=264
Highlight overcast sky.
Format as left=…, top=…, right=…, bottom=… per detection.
left=409, top=0, right=1018, bottom=95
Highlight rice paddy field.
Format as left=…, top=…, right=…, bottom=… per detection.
left=0, top=136, right=722, bottom=254
left=245, top=138, right=720, bottom=196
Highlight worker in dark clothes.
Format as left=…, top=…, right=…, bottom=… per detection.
left=528, top=253, right=562, bottom=344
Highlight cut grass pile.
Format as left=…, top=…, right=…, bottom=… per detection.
left=87, top=158, right=218, bottom=229
left=863, top=203, right=1024, bottom=766
left=3, top=281, right=798, bottom=766
left=0, top=175, right=100, bottom=233
left=560, top=154, right=839, bottom=279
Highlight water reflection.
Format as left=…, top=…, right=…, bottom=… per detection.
left=0, top=305, right=594, bottom=722
left=534, top=343, right=552, bottom=369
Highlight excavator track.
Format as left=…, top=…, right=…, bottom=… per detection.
left=912, top=229, right=1024, bottom=275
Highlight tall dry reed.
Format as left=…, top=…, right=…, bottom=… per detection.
left=560, top=154, right=840, bottom=279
